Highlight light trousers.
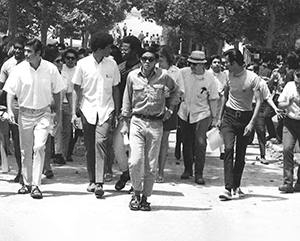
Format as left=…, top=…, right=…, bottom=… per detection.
left=128, top=116, right=163, bottom=197
left=18, top=110, right=51, bottom=187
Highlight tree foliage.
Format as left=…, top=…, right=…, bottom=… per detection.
left=134, top=0, right=300, bottom=54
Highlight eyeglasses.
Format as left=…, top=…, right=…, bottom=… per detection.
left=66, top=56, right=76, bottom=61
left=54, top=59, right=63, bottom=64
left=141, top=56, right=155, bottom=63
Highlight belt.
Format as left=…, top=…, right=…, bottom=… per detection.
left=225, top=107, right=252, bottom=118
left=20, top=106, right=50, bottom=114
left=133, top=113, right=163, bottom=121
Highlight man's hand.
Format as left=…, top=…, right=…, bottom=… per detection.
left=162, top=109, right=173, bottom=121
left=211, top=117, right=218, bottom=128
left=120, top=120, right=129, bottom=136
left=243, top=122, right=254, bottom=136
left=53, top=112, right=61, bottom=126
left=7, top=109, right=16, bottom=125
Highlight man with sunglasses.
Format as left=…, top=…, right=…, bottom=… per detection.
left=121, top=46, right=180, bottom=211
left=178, top=51, right=219, bottom=185
left=59, top=48, right=78, bottom=163
left=277, top=69, right=300, bottom=193
left=0, top=35, right=28, bottom=183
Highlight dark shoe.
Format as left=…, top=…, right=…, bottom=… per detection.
left=18, top=185, right=31, bottom=194
left=87, top=182, right=96, bottom=192
left=14, top=173, right=22, bottom=183
left=129, top=194, right=141, bottom=211
left=115, top=170, right=130, bottom=191
left=219, top=190, right=232, bottom=201
left=294, top=183, right=300, bottom=192
left=31, top=186, right=43, bottom=199
left=104, top=173, right=113, bottom=182
left=195, top=175, right=205, bottom=185
left=220, top=153, right=225, bottom=160
left=279, top=184, right=294, bottom=193
left=181, top=171, right=193, bottom=179
left=95, top=183, right=104, bottom=197
left=66, top=156, right=73, bottom=162
left=53, top=155, right=66, bottom=165
left=260, top=158, right=269, bottom=165
left=44, top=170, right=54, bottom=179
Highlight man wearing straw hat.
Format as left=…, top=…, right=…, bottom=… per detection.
left=178, top=50, right=218, bottom=185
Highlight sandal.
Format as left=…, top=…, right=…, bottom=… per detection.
left=129, top=195, right=140, bottom=211
left=155, top=176, right=164, bottom=183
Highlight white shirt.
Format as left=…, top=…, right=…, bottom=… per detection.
left=3, top=59, right=65, bottom=109
left=166, top=65, right=185, bottom=93
left=0, top=57, right=22, bottom=84
left=178, top=67, right=218, bottom=123
left=278, top=81, right=300, bottom=120
left=72, top=55, right=120, bottom=125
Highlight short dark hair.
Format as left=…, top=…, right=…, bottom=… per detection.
left=158, top=45, right=175, bottom=66
left=210, top=54, right=221, bottom=64
left=90, top=32, right=113, bottom=52
left=12, top=35, right=28, bottom=47
left=64, top=48, right=78, bottom=59
left=44, top=48, right=61, bottom=63
left=78, top=48, right=86, bottom=56
left=122, top=35, right=143, bottom=57
left=25, top=38, right=44, bottom=55
left=286, top=51, right=299, bottom=69
left=223, top=48, right=244, bottom=66
left=142, top=46, right=159, bottom=59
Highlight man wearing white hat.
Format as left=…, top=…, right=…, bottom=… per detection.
left=178, top=50, right=218, bottom=185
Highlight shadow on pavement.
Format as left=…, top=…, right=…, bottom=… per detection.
left=151, top=206, right=212, bottom=211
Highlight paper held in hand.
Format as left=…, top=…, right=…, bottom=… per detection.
left=206, top=127, right=224, bottom=151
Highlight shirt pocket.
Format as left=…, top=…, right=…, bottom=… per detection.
left=133, top=85, right=145, bottom=102
left=151, top=84, right=164, bottom=101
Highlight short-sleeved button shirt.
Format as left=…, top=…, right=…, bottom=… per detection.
left=3, top=59, right=65, bottom=109
left=72, top=55, right=120, bottom=125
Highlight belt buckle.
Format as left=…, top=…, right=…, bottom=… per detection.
left=235, top=111, right=241, bottom=118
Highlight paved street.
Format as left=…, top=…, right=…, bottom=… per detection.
left=1, top=131, right=299, bottom=241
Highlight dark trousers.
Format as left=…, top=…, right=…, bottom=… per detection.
left=221, top=108, right=252, bottom=190
left=254, top=112, right=266, bottom=158
left=179, top=116, right=211, bottom=176
left=282, top=117, right=300, bottom=185
left=81, top=113, right=96, bottom=183
left=9, top=122, right=21, bottom=174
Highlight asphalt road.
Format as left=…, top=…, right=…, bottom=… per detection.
left=1, top=131, right=299, bottom=241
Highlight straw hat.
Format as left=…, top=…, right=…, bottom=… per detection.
left=187, top=50, right=207, bottom=64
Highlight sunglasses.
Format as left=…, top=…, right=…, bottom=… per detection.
left=141, top=56, right=156, bottom=62
left=189, top=62, right=199, bottom=66
left=66, top=56, right=76, bottom=61
left=54, top=58, right=63, bottom=64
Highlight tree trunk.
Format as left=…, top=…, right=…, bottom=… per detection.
left=82, top=30, right=90, bottom=49
left=40, top=21, right=49, bottom=45
left=265, top=0, right=276, bottom=49
left=7, top=0, right=18, bottom=40
left=217, top=40, right=224, bottom=56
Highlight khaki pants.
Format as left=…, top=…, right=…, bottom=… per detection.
left=18, top=109, right=51, bottom=187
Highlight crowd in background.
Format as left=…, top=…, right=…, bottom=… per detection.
left=0, top=29, right=300, bottom=208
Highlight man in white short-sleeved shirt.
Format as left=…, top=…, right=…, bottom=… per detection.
left=178, top=51, right=218, bottom=185
left=72, top=32, right=120, bottom=198
left=4, top=38, right=64, bottom=199
left=278, top=69, right=300, bottom=193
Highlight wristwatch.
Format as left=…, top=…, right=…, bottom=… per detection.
left=168, top=109, right=173, bottom=115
